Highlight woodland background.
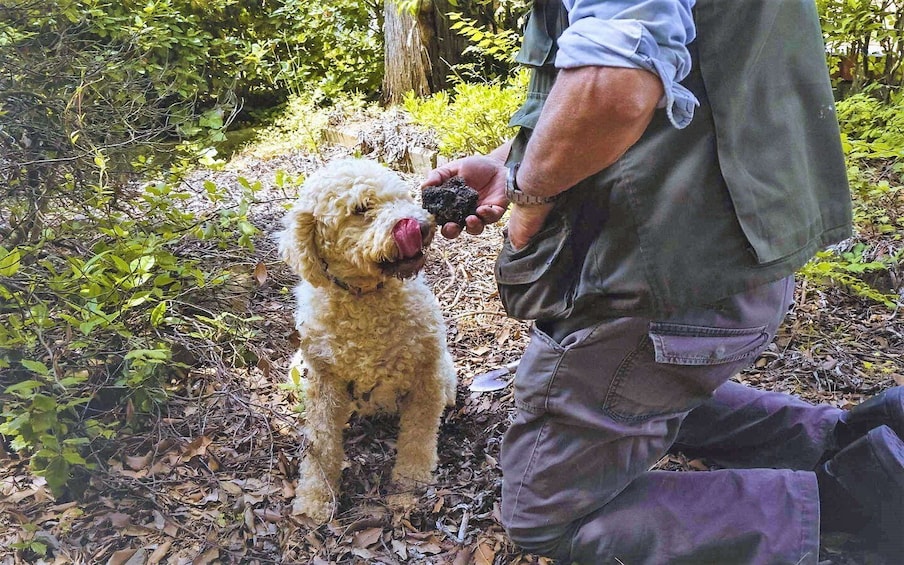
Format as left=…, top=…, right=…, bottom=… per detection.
left=1, top=0, right=903, bottom=563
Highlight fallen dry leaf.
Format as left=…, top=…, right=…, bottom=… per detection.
left=391, top=539, right=408, bottom=560
left=352, top=526, right=382, bottom=548
left=106, top=512, right=132, bottom=528
left=106, top=549, right=140, bottom=565
left=253, top=261, right=268, bottom=286
left=148, top=540, right=172, bottom=565
left=182, top=436, right=212, bottom=459
left=192, top=546, right=219, bottom=565
left=124, top=453, right=153, bottom=471
left=473, top=539, right=496, bottom=565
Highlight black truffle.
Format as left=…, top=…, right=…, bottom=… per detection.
left=421, top=177, right=479, bottom=226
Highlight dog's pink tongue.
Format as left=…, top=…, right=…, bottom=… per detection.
left=393, top=218, right=423, bottom=259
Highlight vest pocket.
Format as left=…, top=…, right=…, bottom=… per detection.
left=495, top=214, right=575, bottom=321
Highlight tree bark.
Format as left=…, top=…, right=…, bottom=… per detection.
left=382, top=0, right=432, bottom=105
left=382, top=0, right=470, bottom=104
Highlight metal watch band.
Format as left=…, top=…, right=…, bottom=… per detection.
left=505, top=162, right=561, bottom=206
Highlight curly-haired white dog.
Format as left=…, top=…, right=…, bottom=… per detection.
left=279, top=158, right=457, bottom=522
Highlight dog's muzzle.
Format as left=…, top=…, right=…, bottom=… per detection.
left=381, top=218, right=435, bottom=278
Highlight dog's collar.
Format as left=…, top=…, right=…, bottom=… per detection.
left=320, top=258, right=384, bottom=297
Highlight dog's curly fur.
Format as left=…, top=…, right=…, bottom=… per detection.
left=278, top=158, right=457, bottom=522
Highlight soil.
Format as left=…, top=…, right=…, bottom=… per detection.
left=1, top=132, right=902, bottom=564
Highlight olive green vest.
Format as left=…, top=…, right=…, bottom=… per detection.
left=495, top=0, right=852, bottom=320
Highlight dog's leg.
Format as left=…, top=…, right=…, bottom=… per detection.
left=388, top=381, right=447, bottom=511
left=439, top=349, right=458, bottom=408
left=292, top=377, right=350, bottom=523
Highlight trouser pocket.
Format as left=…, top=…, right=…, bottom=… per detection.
left=603, top=323, right=771, bottom=424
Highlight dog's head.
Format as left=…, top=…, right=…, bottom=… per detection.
left=278, top=159, right=436, bottom=291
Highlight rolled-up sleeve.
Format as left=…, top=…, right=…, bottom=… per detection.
left=557, top=0, right=698, bottom=128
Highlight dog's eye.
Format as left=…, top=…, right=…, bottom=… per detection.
left=353, top=203, right=371, bottom=215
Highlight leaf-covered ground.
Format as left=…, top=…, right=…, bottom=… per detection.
left=2, top=134, right=902, bottom=564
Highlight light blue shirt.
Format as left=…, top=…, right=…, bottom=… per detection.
left=558, top=0, right=699, bottom=128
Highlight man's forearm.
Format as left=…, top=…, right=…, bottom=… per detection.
left=517, top=66, right=664, bottom=199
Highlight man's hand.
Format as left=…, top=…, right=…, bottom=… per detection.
left=422, top=155, right=509, bottom=239
left=507, top=203, right=555, bottom=250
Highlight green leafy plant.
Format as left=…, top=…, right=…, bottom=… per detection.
left=0, top=171, right=262, bottom=495
left=249, top=91, right=377, bottom=159
left=798, top=92, right=903, bottom=309
left=817, top=0, right=904, bottom=95
left=447, top=10, right=524, bottom=82
left=403, top=74, right=528, bottom=156
left=836, top=92, right=904, bottom=165
left=799, top=248, right=900, bottom=308
left=271, top=0, right=383, bottom=100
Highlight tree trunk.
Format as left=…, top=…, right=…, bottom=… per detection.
left=383, top=0, right=432, bottom=105
left=382, top=0, right=469, bottom=105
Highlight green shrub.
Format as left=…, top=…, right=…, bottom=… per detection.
left=799, top=247, right=900, bottom=308
left=798, top=93, right=903, bottom=309
left=272, top=1, right=383, bottom=100
left=0, top=174, right=263, bottom=496
left=446, top=7, right=527, bottom=83
left=817, top=0, right=904, bottom=93
left=836, top=92, right=904, bottom=163
left=403, top=73, right=528, bottom=157
left=248, top=92, right=376, bottom=159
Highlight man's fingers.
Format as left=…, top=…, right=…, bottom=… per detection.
left=421, top=170, right=445, bottom=188
left=441, top=222, right=463, bottom=239
left=464, top=215, right=486, bottom=235
left=440, top=205, right=507, bottom=239
left=477, top=205, right=506, bottom=224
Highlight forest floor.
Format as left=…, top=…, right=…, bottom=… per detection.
left=2, top=121, right=903, bottom=564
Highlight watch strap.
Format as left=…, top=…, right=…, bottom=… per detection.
left=505, top=162, right=561, bottom=206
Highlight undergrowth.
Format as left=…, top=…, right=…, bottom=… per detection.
left=798, top=92, right=904, bottom=309
left=403, top=72, right=528, bottom=157
left=0, top=172, right=271, bottom=496
left=248, top=92, right=377, bottom=159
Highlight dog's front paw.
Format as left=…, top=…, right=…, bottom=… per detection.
left=386, top=491, right=419, bottom=515
left=291, top=490, right=336, bottom=524
left=391, top=464, right=433, bottom=487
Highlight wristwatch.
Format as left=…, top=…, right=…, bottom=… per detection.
left=505, top=162, right=561, bottom=206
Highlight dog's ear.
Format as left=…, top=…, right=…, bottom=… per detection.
left=278, top=203, right=330, bottom=288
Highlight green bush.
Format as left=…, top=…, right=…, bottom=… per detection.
left=0, top=172, right=264, bottom=496
left=248, top=92, right=376, bottom=159
left=836, top=92, right=904, bottom=163
left=798, top=93, right=903, bottom=308
left=818, top=0, right=904, bottom=93
left=403, top=73, right=528, bottom=157
left=273, top=1, right=383, bottom=100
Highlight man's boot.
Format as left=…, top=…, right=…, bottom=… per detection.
left=834, top=387, right=904, bottom=449
left=816, top=425, right=904, bottom=558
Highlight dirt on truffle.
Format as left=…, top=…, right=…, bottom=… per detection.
left=422, top=176, right=479, bottom=226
